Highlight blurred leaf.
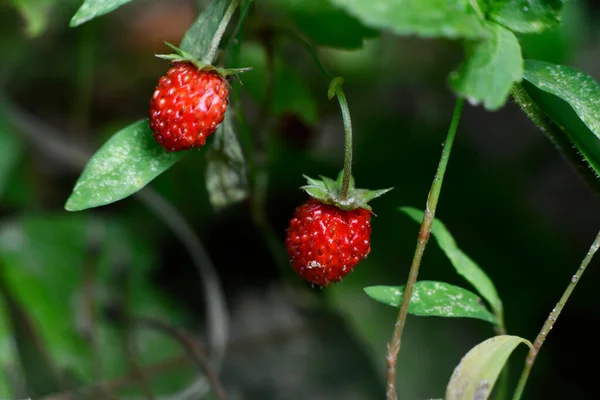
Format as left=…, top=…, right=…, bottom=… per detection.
left=205, top=110, right=248, bottom=209
left=489, top=0, right=564, bottom=34
left=239, top=43, right=318, bottom=124
left=180, top=0, right=228, bottom=60
left=0, top=216, right=187, bottom=393
left=364, top=281, right=496, bottom=324
left=449, top=22, right=523, bottom=110
left=65, top=120, right=184, bottom=211
left=329, top=0, right=488, bottom=40
left=446, top=335, right=532, bottom=400
left=267, top=0, right=378, bottom=49
left=523, top=60, right=600, bottom=178
left=0, top=273, right=62, bottom=396
left=9, top=0, right=55, bottom=36
left=70, top=0, right=136, bottom=27
left=0, top=119, right=22, bottom=199
left=400, top=207, right=503, bottom=315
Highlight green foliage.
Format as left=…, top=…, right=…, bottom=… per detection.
left=65, top=120, right=184, bottom=211
left=446, top=335, right=532, bottom=400
left=400, top=207, right=503, bottom=316
left=489, top=0, right=564, bottom=34
left=9, top=0, right=55, bottom=36
left=205, top=110, right=249, bottom=209
left=364, top=281, right=496, bottom=324
left=329, top=0, right=488, bottom=39
left=179, top=0, right=228, bottom=61
left=239, top=42, right=318, bottom=124
left=70, top=0, right=136, bottom=27
left=523, top=60, right=600, bottom=179
left=450, top=22, right=523, bottom=110
left=0, top=119, right=22, bottom=199
left=266, top=0, right=379, bottom=49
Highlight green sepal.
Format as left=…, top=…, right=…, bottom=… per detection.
left=328, top=77, right=345, bottom=100
left=300, top=171, right=392, bottom=211
left=155, top=42, right=252, bottom=78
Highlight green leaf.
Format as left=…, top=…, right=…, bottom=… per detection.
left=522, top=60, right=600, bottom=178
left=329, top=0, right=488, bottom=40
left=239, top=43, right=318, bottom=124
left=65, top=120, right=184, bottom=211
left=489, top=0, right=564, bottom=34
left=364, top=281, right=496, bottom=324
left=10, top=0, right=55, bottom=36
left=179, top=0, right=228, bottom=60
left=400, top=207, right=503, bottom=315
left=266, top=0, right=379, bottom=49
left=449, top=22, right=523, bottom=110
left=0, top=119, right=22, bottom=199
left=70, top=0, right=136, bottom=27
left=446, top=335, right=532, bottom=400
left=205, top=110, right=248, bottom=209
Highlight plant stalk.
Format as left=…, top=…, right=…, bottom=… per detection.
left=386, top=97, right=464, bottom=400
left=333, top=86, right=353, bottom=200
left=512, top=229, right=600, bottom=400
left=203, top=0, right=240, bottom=64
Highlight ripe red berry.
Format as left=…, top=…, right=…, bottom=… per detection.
left=285, top=198, right=372, bottom=286
left=149, top=62, right=228, bottom=152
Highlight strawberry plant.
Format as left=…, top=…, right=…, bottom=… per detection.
left=2, top=0, right=600, bottom=399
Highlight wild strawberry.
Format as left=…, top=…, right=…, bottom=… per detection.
left=285, top=172, right=392, bottom=286
left=149, top=63, right=228, bottom=152
left=149, top=43, right=250, bottom=152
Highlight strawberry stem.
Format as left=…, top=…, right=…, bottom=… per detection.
left=385, top=97, right=464, bottom=400
left=203, top=0, right=240, bottom=65
left=512, top=229, right=600, bottom=400
left=330, top=81, right=353, bottom=201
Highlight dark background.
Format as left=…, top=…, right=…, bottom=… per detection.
left=1, top=0, right=599, bottom=399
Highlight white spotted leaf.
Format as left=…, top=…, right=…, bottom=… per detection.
left=446, top=335, right=532, bottom=400
left=489, top=0, right=564, bottom=34
left=364, top=281, right=496, bottom=324
left=65, top=120, right=184, bottom=211
left=400, top=207, right=503, bottom=316
left=523, top=60, right=600, bottom=178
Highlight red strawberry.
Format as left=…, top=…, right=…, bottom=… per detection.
left=285, top=172, right=392, bottom=286
left=286, top=198, right=372, bottom=286
left=149, top=62, right=228, bottom=152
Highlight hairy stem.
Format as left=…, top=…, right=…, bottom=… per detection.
left=512, top=229, right=600, bottom=400
left=333, top=86, right=353, bottom=200
left=202, top=0, right=240, bottom=64
left=386, top=97, right=464, bottom=400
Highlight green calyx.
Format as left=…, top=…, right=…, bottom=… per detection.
left=301, top=171, right=393, bottom=211
left=155, top=42, right=252, bottom=78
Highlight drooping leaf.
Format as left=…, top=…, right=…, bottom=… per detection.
left=400, top=207, right=503, bottom=316
left=205, top=110, right=248, bottom=209
left=522, top=60, right=600, bottom=179
left=364, top=281, right=496, bottom=324
left=0, top=118, right=22, bottom=199
left=446, top=335, right=532, bottom=400
left=450, top=22, right=523, bottom=110
left=179, top=0, right=229, bottom=61
left=10, top=0, right=56, bottom=36
left=239, top=43, right=318, bottom=124
left=489, top=0, right=564, bottom=34
left=329, top=0, right=488, bottom=40
left=70, top=0, right=136, bottom=27
left=266, top=0, right=379, bottom=49
left=65, top=120, right=184, bottom=211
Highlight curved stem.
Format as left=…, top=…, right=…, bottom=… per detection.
left=333, top=86, right=353, bottom=200
left=202, top=0, right=240, bottom=64
left=386, top=97, right=464, bottom=400
left=512, top=229, right=600, bottom=400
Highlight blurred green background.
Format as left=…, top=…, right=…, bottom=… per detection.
left=1, top=0, right=600, bottom=399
